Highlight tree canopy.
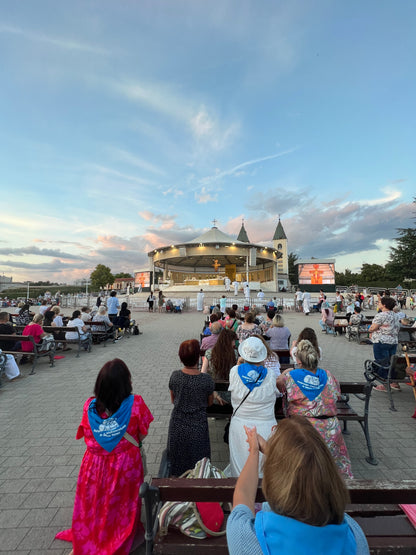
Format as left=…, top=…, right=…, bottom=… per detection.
left=90, top=264, right=114, bottom=290
left=114, top=272, right=133, bottom=279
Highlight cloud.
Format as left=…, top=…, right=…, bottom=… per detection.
left=0, top=246, right=85, bottom=260
left=162, top=187, right=184, bottom=197
left=0, top=24, right=109, bottom=55
left=195, top=187, right=218, bottom=204
left=109, top=148, right=166, bottom=177
left=87, top=164, right=155, bottom=186
left=200, top=147, right=298, bottom=185
left=244, top=187, right=414, bottom=263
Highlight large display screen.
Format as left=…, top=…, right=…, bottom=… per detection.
left=134, top=271, right=151, bottom=289
left=298, top=262, right=335, bottom=285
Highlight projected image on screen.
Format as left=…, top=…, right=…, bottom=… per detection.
left=298, top=263, right=335, bottom=285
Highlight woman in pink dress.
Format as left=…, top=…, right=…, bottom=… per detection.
left=277, top=339, right=352, bottom=479
left=56, top=358, right=153, bottom=554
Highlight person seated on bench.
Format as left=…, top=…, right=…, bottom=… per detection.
left=16, top=303, right=34, bottom=326
left=236, top=312, right=262, bottom=343
left=202, top=313, right=220, bottom=336
left=200, top=321, right=222, bottom=351
left=369, top=296, right=400, bottom=392
left=259, top=309, right=276, bottom=334
left=80, top=306, right=92, bottom=325
left=228, top=337, right=278, bottom=477
left=0, top=312, right=21, bottom=380
left=66, top=310, right=91, bottom=348
left=223, top=308, right=240, bottom=332
left=167, top=339, right=214, bottom=477
left=226, top=417, right=369, bottom=555
left=252, top=335, right=281, bottom=382
left=56, top=358, right=153, bottom=554
left=264, top=314, right=291, bottom=357
left=201, top=328, right=238, bottom=404
left=319, top=302, right=335, bottom=334
left=290, top=327, right=322, bottom=366
left=277, top=339, right=353, bottom=478
left=50, top=306, right=71, bottom=350
left=92, top=306, right=115, bottom=339
left=21, top=314, right=49, bottom=363
left=346, top=306, right=364, bottom=340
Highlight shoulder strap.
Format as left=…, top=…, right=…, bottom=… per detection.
left=232, top=370, right=262, bottom=418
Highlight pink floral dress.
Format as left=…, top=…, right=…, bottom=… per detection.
left=56, top=394, right=153, bottom=554
left=283, top=370, right=353, bottom=478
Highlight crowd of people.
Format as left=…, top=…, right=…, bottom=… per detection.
left=4, top=287, right=416, bottom=553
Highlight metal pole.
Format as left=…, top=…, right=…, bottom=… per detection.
left=27, top=281, right=30, bottom=300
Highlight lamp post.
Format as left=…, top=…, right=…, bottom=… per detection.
left=26, top=281, right=30, bottom=301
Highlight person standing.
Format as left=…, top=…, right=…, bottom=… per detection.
left=168, top=340, right=214, bottom=476
left=196, top=289, right=204, bottom=312
left=257, top=289, right=265, bottom=301
left=302, top=290, right=311, bottom=315
left=295, top=289, right=303, bottom=312
left=56, top=359, right=153, bottom=554
left=158, top=291, right=165, bottom=313
left=220, top=295, right=227, bottom=314
left=107, top=291, right=120, bottom=323
left=233, top=280, right=239, bottom=296
left=146, top=291, right=155, bottom=312
left=244, top=283, right=250, bottom=301
left=225, top=276, right=231, bottom=292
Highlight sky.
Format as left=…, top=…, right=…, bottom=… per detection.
left=0, top=0, right=415, bottom=284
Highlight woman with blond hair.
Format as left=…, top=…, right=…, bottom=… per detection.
left=277, top=339, right=352, bottom=478
left=264, top=314, right=291, bottom=351
left=226, top=417, right=369, bottom=554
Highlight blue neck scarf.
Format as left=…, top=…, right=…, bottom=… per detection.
left=88, top=395, right=134, bottom=452
left=255, top=511, right=356, bottom=555
left=238, top=363, right=267, bottom=392
left=290, top=368, right=327, bottom=401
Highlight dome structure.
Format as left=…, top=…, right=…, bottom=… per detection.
left=147, top=223, right=286, bottom=290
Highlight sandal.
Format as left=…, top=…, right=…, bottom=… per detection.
left=373, top=384, right=387, bottom=392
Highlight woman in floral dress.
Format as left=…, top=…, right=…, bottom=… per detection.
left=56, top=358, right=153, bottom=554
left=277, top=339, right=352, bottom=478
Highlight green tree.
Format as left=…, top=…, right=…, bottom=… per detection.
left=359, top=263, right=386, bottom=283
left=386, top=198, right=416, bottom=282
left=90, top=264, right=114, bottom=290
left=287, top=252, right=298, bottom=284
left=114, top=272, right=133, bottom=279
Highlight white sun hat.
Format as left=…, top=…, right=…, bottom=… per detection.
left=238, top=336, right=267, bottom=363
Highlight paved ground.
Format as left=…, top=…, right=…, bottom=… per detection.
left=1, top=296, right=415, bottom=553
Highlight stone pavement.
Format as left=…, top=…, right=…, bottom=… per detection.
left=1, top=301, right=415, bottom=553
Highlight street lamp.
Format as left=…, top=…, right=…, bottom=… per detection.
left=26, top=281, right=30, bottom=301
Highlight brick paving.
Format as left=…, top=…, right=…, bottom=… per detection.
left=0, top=295, right=415, bottom=553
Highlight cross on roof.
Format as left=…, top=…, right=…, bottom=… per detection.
left=212, top=218, right=218, bottom=227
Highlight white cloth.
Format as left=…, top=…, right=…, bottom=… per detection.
left=53, top=315, right=64, bottom=327
left=244, top=286, right=250, bottom=300
left=228, top=364, right=277, bottom=477
left=257, top=291, right=265, bottom=300
left=233, top=281, right=239, bottom=295
left=3, top=354, right=20, bottom=380
left=302, top=292, right=311, bottom=313
left=225, top=277, right=231, bottom=291
left=65, top=318, right=87, bottom=340
left=197, top=292, right=204, bottom=311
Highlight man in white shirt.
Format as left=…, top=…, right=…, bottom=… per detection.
left=257, top=289, right=265, bottom=300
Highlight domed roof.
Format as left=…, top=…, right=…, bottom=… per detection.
left=188, top=226, right=246, bottom=245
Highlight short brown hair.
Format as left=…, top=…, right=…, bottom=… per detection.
left=178, top=339, right=200, bottom=367
left=381, top=296, right=396, bottom=311
left=244, top=312, right=254, bottom=324
left=0, top=312, right=9, bottom=322
left=263, top=416, right=349, bottom=526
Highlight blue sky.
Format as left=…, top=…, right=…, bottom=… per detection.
left=0, top=1, right=414, bottom=283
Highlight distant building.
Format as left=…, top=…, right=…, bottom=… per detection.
left=112, top=277, right=135, bottom=291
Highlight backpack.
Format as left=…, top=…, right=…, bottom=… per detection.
left=133, top=325, right=139, bottom=335
left=158, top=458, right=227, bottom=539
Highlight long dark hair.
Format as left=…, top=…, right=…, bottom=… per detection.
left=94, top=358, right=132, bottom=414
left=210, top=328, right=237, bottom=379
left=19, top=303, right=30, bottom=315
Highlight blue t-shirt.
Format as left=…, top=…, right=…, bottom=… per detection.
left=226, top=504, right=369, bottom=555
left=107, top=296, right=120, bottom=315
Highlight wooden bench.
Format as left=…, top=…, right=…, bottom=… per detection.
left=42, top=326, right=92, bottom=357
left=84, top=320, right=115, bottom=346
left=0, top=333, right=56, bottom=375
left=139, top=477, right=416, bottom=554
left=364, top=353, right=416, bottom=412
left=207, top=380, right=377, bottom=465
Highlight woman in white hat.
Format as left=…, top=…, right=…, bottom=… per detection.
left=228, top=336, right=278, bottom=477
